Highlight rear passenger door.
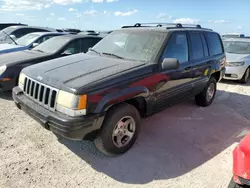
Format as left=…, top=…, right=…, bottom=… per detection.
left=188, top=31, right=211, bottom=94
left=81, top=38, right=102, bottom=53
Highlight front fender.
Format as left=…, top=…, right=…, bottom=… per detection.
left=94, top=86, right=150, bottom=113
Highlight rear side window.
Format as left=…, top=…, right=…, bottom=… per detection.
left=189, top=32, right=204, bottom=60
left=161, top=32, right=188, bottom=63
left=205, top=32, right=223, bottom=56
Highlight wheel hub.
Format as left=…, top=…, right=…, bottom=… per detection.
left=206, top=83, right=215, bottom=102
left=112, top=116, right=136, bottom=148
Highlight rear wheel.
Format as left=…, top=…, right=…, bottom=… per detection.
left=94, top=103, right=141, bottom=156
left=195, top=77, right=217, bottom=107
left=240, top=68, right=249, bottom=84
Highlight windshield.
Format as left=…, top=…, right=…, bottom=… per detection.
left=0, top=27, right=16, bottom=41
left=33, top=37, right=70, bottom=53
left=91, top=30, right=166, bottom=62
left=14, top=33, right=40, bottom=46
left=223, top=41, right=250, bottom=54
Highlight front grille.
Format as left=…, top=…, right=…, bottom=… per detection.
left=23, top=76, right=58, bottom=111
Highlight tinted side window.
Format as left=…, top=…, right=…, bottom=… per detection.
left=189, top=32, right=204, bottom=60
left=81, top=38, right=101, bottom=53
left=64, top=39, right=81, bottom=54
left=201, top=33, right=209, bottom=57
left=12, top=28, right=31, bottom=38
left=205, top=32, right=223, bottom=56
left=31, top=28, right=50, bottom=32
left=162, top=32, right=188, bottom=63
left=36, top=35, right=55, bottom=44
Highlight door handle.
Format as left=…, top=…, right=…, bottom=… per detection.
left=185, top=66, right=192, bottom=70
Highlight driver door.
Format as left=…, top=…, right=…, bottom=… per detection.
left=153, top=32, right=194, bottom=111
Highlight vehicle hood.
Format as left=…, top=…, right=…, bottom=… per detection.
left=0, top=50, right=49, bottom=66
left=226, top=52, right=250, bottom=62
left=23, top=53, right=146, bottom=93
left=0, top=44, right=27, bottom=54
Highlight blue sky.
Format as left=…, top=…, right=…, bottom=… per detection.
left=0, top=0, right=249, bottom=34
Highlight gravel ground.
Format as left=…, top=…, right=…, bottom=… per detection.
left=0, top=80, right=250, bottom=188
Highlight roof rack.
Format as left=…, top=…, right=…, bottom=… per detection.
left=122, top=23, right=212, bottom=31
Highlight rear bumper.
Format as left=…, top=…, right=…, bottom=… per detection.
left=12, top=86, right=105, bottom=140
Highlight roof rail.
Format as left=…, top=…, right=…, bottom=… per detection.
left=122, top=23, right=212, bottom=31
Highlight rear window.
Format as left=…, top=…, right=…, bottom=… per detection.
left=205, top=32, right=223, bottom=56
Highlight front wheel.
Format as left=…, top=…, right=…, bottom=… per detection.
left=94, top=103, right=141, bottom=156
left=240, top=68, right=249, bottom=84
left=195, top=77, right=217, bottom=107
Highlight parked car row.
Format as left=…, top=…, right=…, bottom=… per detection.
left=0, top=24, right=109, bottom=44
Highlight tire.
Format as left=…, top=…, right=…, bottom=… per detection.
left=228, top=177, right=245, bottom=188
left=239, top=68, right=249, bottom=84
left=94, top=103, right=141, bottom=156
left=195, top=76, right=217, bottom=107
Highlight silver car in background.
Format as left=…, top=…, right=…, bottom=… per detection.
left=223, top=38, right=250, bottom=84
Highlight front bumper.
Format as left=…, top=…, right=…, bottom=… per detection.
left=219, top=67, right=226, bottom=81
left=12, top=87, right=105, bottom=140
left=223, top=65, right=247, bottom=80
left=0, top=78, right=16, bottom=92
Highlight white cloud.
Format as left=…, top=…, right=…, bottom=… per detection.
left=46, top=17, right=53, bottom=21
left=69, top=8, right=77, bottom=11
left=114, top=9, right=138, bottom=16
left=173, top=18, right=199, bottom=24
left=58, top=17, right=66, bottom=21
left=91, top=0, right=104, bottom=2
left=53, top=0, right=82, bottom=5
left=50, top=13, right=55, bottom=16
left=25, top=16, right=36, bottom=21
left=74, top=12, right=82, bottom=17
left=0, top=0, right=83, bottom=11
left=237, top=25, right=243, bottom=30
left=106, top=0, right=118, bottom=2
left=16, top=13, right=25, bottom=16
left=156, top=13, right=172, bottom=20
left=208, top=20, right=229, bottom=24
left=83, top=9, right=98, bottom=15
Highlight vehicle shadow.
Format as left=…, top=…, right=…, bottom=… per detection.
left=0, top=91, right=13, bottom=101
left=58, top=87, right=250, bottom=184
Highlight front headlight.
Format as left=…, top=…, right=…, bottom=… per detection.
left=56, top=90, right=87, bottom=116
left=0, top=65, right=7, bottom=76
left=226, top=62, right=245, bottom=67
left=18, top=73, right=26, bottom=90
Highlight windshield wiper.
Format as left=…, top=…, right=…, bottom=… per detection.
left=89, top=48, right=101, bottom=55
left=2, top=31, right=17, bottom=45
left=102, top=52, right=124, bottom=59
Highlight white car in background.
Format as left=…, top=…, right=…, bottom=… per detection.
left=223, top=38, right=250, bottom=84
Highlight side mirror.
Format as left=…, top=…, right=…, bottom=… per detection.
left=32, top=43, right=39, bottom=48
left=161, top=58, right=179, bottom=70
left=10, top=35, right=16, bottom=39
left=61, top=50, right=73, bottom=56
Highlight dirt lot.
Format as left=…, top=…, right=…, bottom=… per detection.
left=0, top=80, right=250, bottom=188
